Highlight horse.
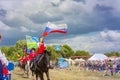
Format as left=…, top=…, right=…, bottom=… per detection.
left=32, top=50, right=51, bottom=80
left=29, top=59, right=36, bottom=80
left=18, top=60, right=30, bottom=78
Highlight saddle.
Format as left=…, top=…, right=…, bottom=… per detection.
left=31, top=54, right=44, bottom=70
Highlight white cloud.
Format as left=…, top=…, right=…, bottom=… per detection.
left=20, top=26, right=37, bottom=33
left=20, top=26, right=29, bottom=32
left=0, top=21, right=11, bottom=30
left=100, top=30, right=120, bottom=41
left=46, top=30, right=120, bottom=53
left=0, top=0, right=120, bottom=53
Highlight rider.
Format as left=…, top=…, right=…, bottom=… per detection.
left=35, top=36, right=52, bottom=68
left=0, top=34, right=9, bottom=66
left=29, top=48, right=37, bottom=68
left=37, top=36, right=45, bottom=55
left=19, top=56, right=26, bottom=65
left=29, top=48, right=37, bottom=61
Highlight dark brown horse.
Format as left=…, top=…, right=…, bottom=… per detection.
left=31, top=50, right=51, bottom=80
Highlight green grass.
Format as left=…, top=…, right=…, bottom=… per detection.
left=11, top=67, right=120, bottom=80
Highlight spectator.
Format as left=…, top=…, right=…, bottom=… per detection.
left=0, top=34, right=9, bottom=79
left=0, top=34, right=9, bottom=66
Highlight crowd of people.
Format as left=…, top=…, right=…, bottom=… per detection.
left=78, top=59, right=120, bottom=76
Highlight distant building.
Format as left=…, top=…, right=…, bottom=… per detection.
left=71, top=56, right=90, bottom=60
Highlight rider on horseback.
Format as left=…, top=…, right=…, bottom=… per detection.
left=35, top=37, right=52, bottom=69
left=29, top=48, right=37, bottom=61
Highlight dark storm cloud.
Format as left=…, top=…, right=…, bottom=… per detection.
left=93, top=4, right=120, bottom=30
left=2, top=18, right=24, bottom=28
left=51, top=0, right=65, bottom=7
left=73, top=0, right=86, bottom=4
left=29, top=12, right=64, bottom=24
left=95, top=4, right=113, bottom=11
left=67, top=3, right=120, bottom=36
left=0, top=8, right=7, bottom=18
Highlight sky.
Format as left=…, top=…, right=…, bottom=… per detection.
left=0, top=0, right=120, bottom=53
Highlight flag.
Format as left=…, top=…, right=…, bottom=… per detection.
left=43, top=22, right=67, bottom=37
left=55, top=45, right=60, bottom=50
left=26, top=35, right=39, bottom=49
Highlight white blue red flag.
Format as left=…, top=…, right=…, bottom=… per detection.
left=43, top=22, right=67, bottom=37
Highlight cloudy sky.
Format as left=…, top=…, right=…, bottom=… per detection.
left=0, top=0, right=120, bottom=53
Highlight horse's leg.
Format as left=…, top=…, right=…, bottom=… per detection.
left=39, top=73, right=44, bottom=80
left=32, top=72, right=35, bottom=80
left=36, top=74, right=38, bottom=80
left=25, top=64, right=28, bottom=77
left=27, top=61, right=30, bottom=78
left=45, top=71, right=50, bottom=80
left=31, top=70, right=36, bottom=80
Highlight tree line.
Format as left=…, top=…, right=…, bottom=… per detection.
left=0, top=39, right=120, bottom=61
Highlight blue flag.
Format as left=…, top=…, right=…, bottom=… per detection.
left=26, top=35, right=39, bottom=49
left=55, top=45, right=60, bottom=50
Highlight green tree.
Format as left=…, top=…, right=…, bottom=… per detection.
left=15, top=40, right=26, bottom=50
left=46, top=45, right=62, bottom=61
left=61, top=44, right=74, bottom=58
left=105, top=51, right=120, bottom=57
left=15, top=40, right=27, bottom=57
left=7, top=46, right=17, bottom=60
left=74, top=50, right=90, bottom=56
left=7, top=46, right=16, bottom=56
left=1, top=46, right=8, bottom=55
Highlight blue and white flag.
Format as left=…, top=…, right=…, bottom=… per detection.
left=26, top=35, right=39, bottom=49
left=55, top=45, right=61, bottom=50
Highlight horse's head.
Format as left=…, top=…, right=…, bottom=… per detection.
left=43, top=50, right=51, bottom=65
left=37, top=50, right=51, bottom=68
left=44, top=50, right=51, bottom=56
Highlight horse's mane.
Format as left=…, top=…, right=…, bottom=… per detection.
left=37, top=50, right=50, bottom=69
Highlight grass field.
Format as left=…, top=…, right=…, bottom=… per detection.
left=11, top=67, right=120, bottom=80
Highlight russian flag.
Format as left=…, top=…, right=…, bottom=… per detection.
left=43, top=22, right=67, bottom=37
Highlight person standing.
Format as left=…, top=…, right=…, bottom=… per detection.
left=0, top=34, right=9, bottom=67
left=0, top=34, right=9, bottom=79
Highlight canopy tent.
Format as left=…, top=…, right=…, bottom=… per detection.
left=115, top=57, right=120, bottom=60
left=107, top=56, right=118, bottom=61
left=79, top=58, right=85, bottom=61
left=88, top=53, right=108, bottom=61
left=65, top=58, right=75, bottom=65
left=57, top=58, right=69, bottom=68
left=74, top=58, right=85, bottom=62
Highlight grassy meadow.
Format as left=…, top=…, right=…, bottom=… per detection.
left=11, top=67, right=120, bottom=80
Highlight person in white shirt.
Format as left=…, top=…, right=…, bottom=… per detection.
left=0, top=34, right=9, bottom=66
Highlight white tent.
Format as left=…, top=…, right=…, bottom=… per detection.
left=115, top=57, right=120, bottom=60
left=74, top=58, right=85, bottom=62
left=88, top=53, right=108, bottom=61
left=79, top=58, right=85, bottom=61
left=65, top=58, right=75, bottom=64
left=74, top=58, right=79, bottom=62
